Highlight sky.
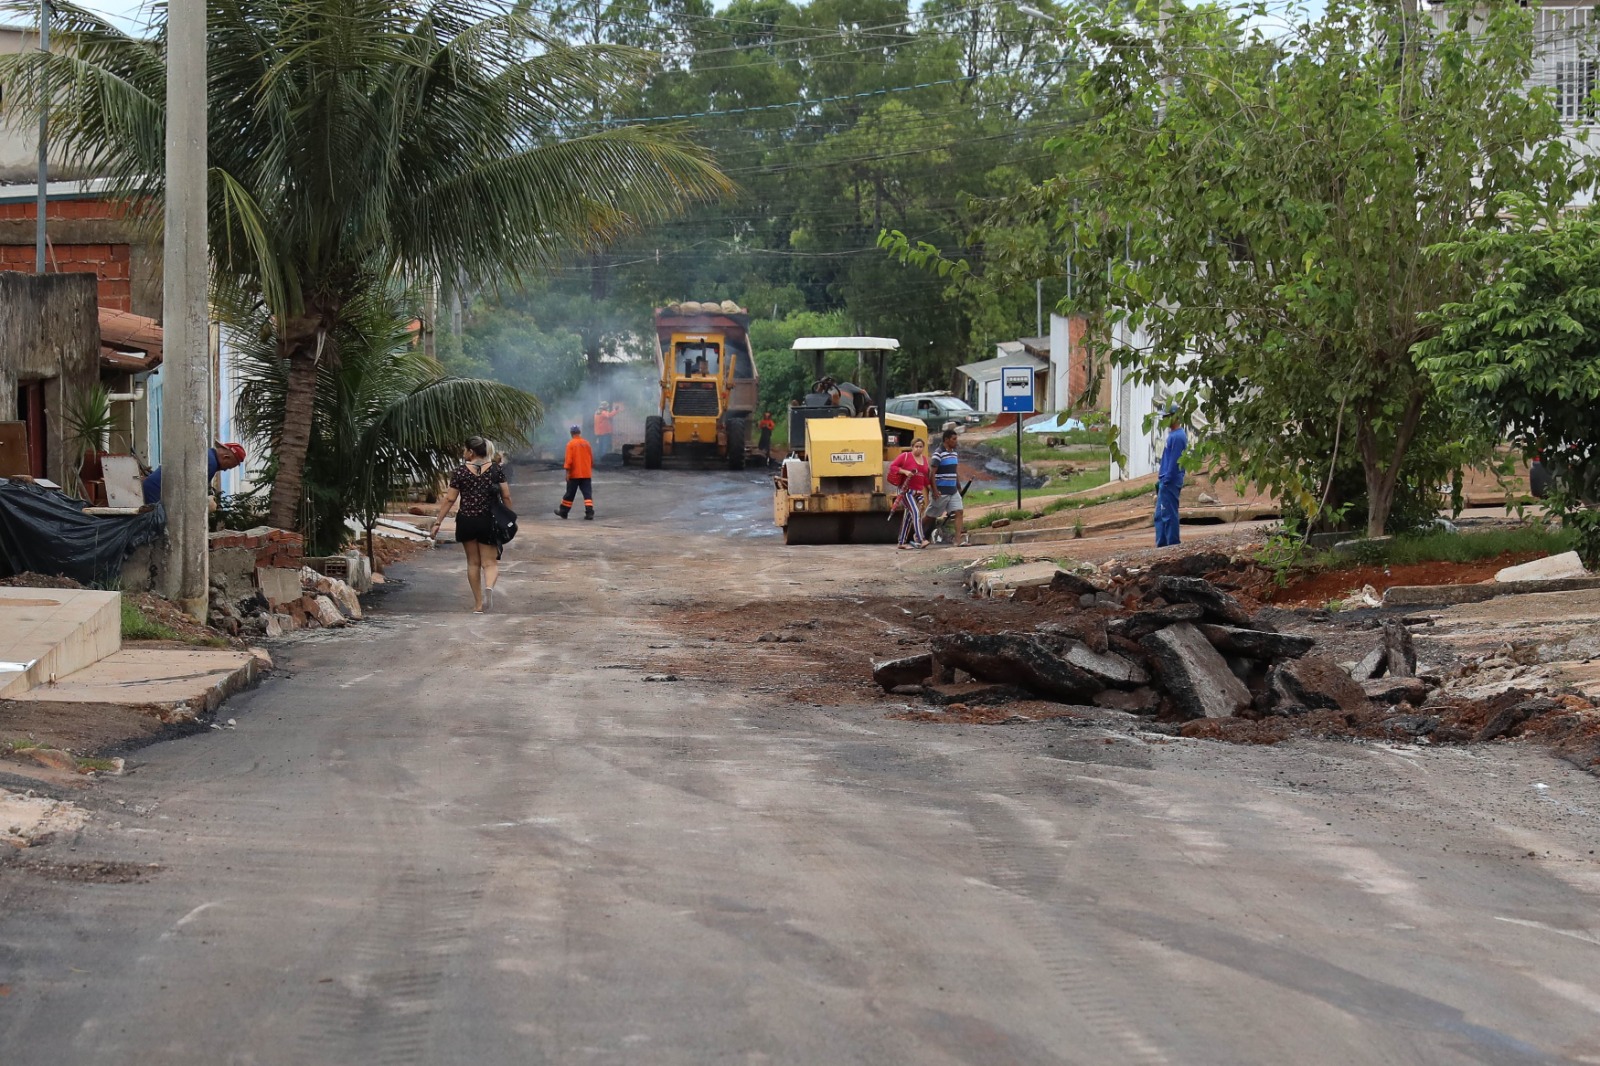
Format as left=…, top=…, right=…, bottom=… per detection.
left=62, top=0, right=1325, bottom=37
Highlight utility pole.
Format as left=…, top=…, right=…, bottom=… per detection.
left=159, top=0, right=209, bottom=619
left=34, top=0, right=48, bottom=272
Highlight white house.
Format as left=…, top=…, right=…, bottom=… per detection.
left=957, top=337, right=1050, bottom=414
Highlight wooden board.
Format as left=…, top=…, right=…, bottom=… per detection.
left=0, top=422, right=28, bottom=478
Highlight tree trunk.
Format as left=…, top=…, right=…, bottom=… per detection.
left=265, top=309, right=335, bottom=531
left=1357, top=389, right=1427, bottom=538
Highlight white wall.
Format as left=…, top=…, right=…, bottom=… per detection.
left=1049, top=312, right=1072, bottom=413
left=1109, top=319, right=1198, bottom=481
left=1109, top=318, right=1160, bottom=481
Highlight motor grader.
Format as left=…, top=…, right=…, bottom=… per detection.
left=625, top=300, right=757, bottom=470
left=772, top=336, right=928, bottom=545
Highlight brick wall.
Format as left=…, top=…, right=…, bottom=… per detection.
left=0, top=197, right=145, bottom=312
left=0, top=198, right=132, bottom=222
left=208, top=528, right=306, bottom=571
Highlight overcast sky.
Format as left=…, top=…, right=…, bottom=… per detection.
left=62, top=1, right=1322, bottom=37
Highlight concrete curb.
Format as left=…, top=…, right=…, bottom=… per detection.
left=1381, top=577, right=1600, bottom=608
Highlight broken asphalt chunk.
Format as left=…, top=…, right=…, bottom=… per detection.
left=873, top=653, right=933, bottom=692
left=1269, top=653, right=1370, bottom=714
left=929, top=632, right=1103, bottom=703
left=1362, top=676, right=1431, bottom=705
left=1196, top=624, right=1314, bottom=661
left=1106, top=602, right=1204, bottom=641
left=1140, top=622, right=1252, bottom=719
left=1154, top=576, right=1253, bottom=626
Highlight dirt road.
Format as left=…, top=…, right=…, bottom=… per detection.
left=2, top=467, right=1598, bottom=1064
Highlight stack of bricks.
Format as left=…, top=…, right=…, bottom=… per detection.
left=208, top=527, right=305, bottom=571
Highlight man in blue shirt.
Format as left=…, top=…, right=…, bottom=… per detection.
left=926, top=428, right=966, bottom=545
left=1155, top=404, right=1187, bottom=547
left=142, top=441, right=246, bottom=505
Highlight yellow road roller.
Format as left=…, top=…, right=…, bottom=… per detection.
left=773, top=336, right=928, bottom=545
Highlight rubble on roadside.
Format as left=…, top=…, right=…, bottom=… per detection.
left=208, top=526, right=374, bottom=637
left=870, top=558, right=1600, bottom=773
left=879, top=567, right=1364, bottom=722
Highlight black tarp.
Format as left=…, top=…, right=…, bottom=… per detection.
left=0, top=478, right=166, bottom=585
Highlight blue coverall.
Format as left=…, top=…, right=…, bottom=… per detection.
left=1155, top=425, right=1188, bottom=547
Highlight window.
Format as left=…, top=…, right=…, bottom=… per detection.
left=1539, top=6, right=1599, bottom=124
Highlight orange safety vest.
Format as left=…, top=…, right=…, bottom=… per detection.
left=565, top=436, right=594, bottom=479
left=594, top=408, right=615, bottom=435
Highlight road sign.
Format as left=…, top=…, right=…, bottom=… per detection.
left=1000, top=366, right=1035, bottom=414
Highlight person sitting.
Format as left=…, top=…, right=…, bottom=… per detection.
left=142, top=441, right=246, bottom=505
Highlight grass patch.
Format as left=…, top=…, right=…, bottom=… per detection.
left=76, top=757, right=121, bottom=773
left=985, top=427, right=1112, bottom=463
left=983, top=550, right=1025, bottom=569
left=1326, top=526, right=1573, bottom=570
left=121, top=599, right=179, bottom=642
left=968, top=479, right=1156, bottom=530
left=966, top=467, right=1111, bottom=508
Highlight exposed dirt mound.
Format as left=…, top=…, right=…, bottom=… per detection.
left=1263, top=551, right=1548, bottom=607
left=0, top=572, right=85, bottom=589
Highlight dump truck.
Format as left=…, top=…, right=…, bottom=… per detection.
left=772, top=336, right=928, bottom=545
left=626, top=300, right=758, bottom=470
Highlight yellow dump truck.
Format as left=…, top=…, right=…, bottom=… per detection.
left=773, top=336, right=928, bottom=545
left=626, top=301, right=757, bottom=470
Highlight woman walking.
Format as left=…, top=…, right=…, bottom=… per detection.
left=887, top=437, right=932, bottom=550
left=429, top=437, right=512, bottom=613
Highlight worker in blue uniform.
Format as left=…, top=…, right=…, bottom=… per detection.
left=1154, top=403, right=1188, bottom=547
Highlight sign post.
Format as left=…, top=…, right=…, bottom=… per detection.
left=1000, top=366, right=1036, bottom=511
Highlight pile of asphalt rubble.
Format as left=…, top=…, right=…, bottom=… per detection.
left=873, top=565, right=1436, bottom=725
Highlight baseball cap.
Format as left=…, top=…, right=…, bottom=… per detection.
left=220, top=442, right=246, bottom=464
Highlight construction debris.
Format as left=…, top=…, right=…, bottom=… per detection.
left=879, top=568, right=1397, bottom=722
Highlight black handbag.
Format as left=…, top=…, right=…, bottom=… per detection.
left=489, top=495, right=518, bottom=547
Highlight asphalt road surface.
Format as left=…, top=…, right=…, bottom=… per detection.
left=3, top=466, right=1599, bottom=1065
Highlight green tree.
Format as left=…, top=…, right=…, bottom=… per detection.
left=1420, top=202, right=1600, bottom=567
left=895, top=0, right=1583, bottom=535
left=227, top=285, right=542, bottom=556
left=7, top=0, right=729, bottom=532
left=484, top=0, right=1079, bottom=407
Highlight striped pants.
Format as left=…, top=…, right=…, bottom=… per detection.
left=897, top=490, right=927, bottom=547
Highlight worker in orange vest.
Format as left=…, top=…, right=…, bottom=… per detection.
left=593, top=400, right=621, bottom=457
left=555, top=424, right=595, bottom=520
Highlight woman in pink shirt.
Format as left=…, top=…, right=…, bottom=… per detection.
left=887, top=437, right=932, bottom=549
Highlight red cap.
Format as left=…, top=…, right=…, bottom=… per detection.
left=221, top=442, right=246, bottom=464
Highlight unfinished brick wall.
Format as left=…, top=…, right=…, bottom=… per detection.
left=0, top=197, right=156, bottom=316
left=209, top=528, right=306, bottom=571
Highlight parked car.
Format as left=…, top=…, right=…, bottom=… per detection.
left=886, top=391, right=983, bottom=434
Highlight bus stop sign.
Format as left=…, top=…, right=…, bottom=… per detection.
left=1000, top=366, right=1035, bottom=414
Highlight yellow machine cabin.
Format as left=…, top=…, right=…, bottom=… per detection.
left=628, top=301, right=757, bottom=470
left=772, top=336, right=928, bottom=545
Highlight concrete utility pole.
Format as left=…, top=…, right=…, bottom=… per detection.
left=159, top=0, right=210, bottom=619
left=34, top=0, right=48, bottom=272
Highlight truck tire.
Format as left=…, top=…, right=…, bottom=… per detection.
left=726, top=418, right=746, bottom=471
left=644, top=416, right=665, bottom=470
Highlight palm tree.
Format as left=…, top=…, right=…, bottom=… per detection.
left=4, top=0, right=729, bottom=530
left=226, top=281, right=542, bottom=556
